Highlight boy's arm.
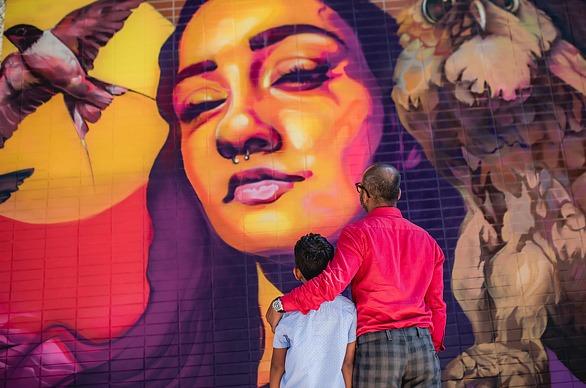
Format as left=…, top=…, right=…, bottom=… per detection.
left=269, top=348, right=287, bottom=388
left=343, top=306, right=357, bottom=388
left=342, top=341, right=356, bottom=388
left=270, top=321, right=290, bottom=388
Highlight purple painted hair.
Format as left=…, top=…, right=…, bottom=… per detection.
left=49, top=1, right=404, bottom=386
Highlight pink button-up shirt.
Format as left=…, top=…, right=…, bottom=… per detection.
left=281, top=207, right=446, bottom=351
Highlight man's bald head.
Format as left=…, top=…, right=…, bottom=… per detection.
left=362, top=163, right=401, bottom=205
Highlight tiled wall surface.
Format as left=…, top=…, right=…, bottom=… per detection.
left=0, top=0, right=585, bottom=386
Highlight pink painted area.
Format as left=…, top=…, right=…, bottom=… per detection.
left=0, top=186, right=151, bottom=342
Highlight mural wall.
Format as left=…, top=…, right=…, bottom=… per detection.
left=0, top=0, right=584, bottom=386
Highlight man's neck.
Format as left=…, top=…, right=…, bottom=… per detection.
left=368, top=203, right=395, bottom=212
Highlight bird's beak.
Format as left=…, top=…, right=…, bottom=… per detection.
left=469, top=0, right=487, bottom=31
left=4, top=34, right=16, bottom=47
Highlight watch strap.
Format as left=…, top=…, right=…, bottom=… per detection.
left=272, top=297, right=285, bottom=313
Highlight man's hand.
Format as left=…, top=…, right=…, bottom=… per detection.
left=265, top=305, right=284, bottom=333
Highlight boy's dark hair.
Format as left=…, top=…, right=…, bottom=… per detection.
left=294, top=233, right=335, bottom=280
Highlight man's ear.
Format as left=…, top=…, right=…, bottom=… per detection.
left=293, top=267, right=304, bottom=282
left=397, top=188, right=402, bottom=201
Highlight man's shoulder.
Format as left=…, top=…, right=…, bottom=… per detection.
left=394, top=216, right=437, bottom=239
left=342, top=218, right=368, bottom=235
left=405, top=218, right=431, bottom=234
left=409, top=220, right=440, bottom=244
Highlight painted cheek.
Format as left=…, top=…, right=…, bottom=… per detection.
left=343, top=121, right=376, bottom=182
left=180, top=122, right=225, bottom=205
left=181, top=122, right=216, bottom=164
left=277, top=109, right=334, bottom=152
left=329, top=77, right=374, bottom=136
left=331, top=83, right=381, bottom=186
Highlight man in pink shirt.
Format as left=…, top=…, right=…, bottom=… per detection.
left=266, top=163, right=446, bottom=387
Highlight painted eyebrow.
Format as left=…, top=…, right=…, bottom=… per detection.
left=176, top=60, right=217, bottom=84
left=249, top=24, right=346, bottom=51
left=174, top=25, right=344, bottom=83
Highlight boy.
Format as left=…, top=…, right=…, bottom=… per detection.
left=269, top=233, right=357, bottom=388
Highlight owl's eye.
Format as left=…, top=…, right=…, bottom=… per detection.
left=490, top=0, right=520, bottom=13
left=422, top=0, right=455, bottom=23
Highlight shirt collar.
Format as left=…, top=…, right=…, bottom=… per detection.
left=368, top=206, right=402, bottom=218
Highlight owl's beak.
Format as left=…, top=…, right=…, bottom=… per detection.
left=469, top=0, right=487, bottom=31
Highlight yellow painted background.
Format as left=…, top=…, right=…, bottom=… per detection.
left=0, top=0, right=172, bottom=223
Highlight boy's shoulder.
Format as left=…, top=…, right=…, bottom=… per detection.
left=332, top=295, right=354, bottom=307
left=331, top=295, right=356, bottom=314
left=278, top=296, right=355, bottom=326
left=278, top=310, right=304, bottom=327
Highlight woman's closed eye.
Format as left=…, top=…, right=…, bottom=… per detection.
left=271, top=59, right=331, bottom=91
left=179, top=99, right=226, bottom=123
left=174, top=85, right=227, bottom=124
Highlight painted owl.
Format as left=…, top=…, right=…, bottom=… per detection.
left=376, top=0, right=586, bottom=386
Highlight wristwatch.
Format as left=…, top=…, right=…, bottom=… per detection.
left=272, top=297, right=285, bottom=313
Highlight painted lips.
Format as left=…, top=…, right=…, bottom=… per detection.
left=223, top=168, right=312, bottom=205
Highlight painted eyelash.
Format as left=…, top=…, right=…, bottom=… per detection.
left=180, top=99, right=225, bottom=123
left=273, top=62, right=332, bottom=86
left=283, top=62, right=322, bottom=74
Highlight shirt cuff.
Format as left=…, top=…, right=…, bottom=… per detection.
left=434, top=341, right=446, bottom=352
left=280, top=294, right=295, bottom=313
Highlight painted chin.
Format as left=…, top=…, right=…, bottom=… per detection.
left=233, top=180, right=294, bottom=206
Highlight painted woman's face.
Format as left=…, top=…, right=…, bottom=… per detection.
left=173, top=0, right=383, bottom=254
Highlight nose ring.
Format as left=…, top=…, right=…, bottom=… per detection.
left=232, top=149, right=250, bottom=165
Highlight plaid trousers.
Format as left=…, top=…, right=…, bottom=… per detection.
left=353, top=327, right=441, bottom=388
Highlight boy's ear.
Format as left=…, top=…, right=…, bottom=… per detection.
left=293, top=267, right=304, bottom=282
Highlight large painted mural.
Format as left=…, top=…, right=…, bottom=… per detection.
left=0, top=0, right=584, bottom=387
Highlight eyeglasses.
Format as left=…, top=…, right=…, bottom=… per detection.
left=355, top=182, right=370, bottom=197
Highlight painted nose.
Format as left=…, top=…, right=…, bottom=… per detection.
left=469, top=0, right=487, bottom=31
left=215, top=109, right=282, bottom=162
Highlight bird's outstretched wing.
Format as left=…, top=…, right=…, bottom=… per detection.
left=0, top=168, right=34, bottom=204
left=51, top=0, right=144, bottom=71
left=0, top=54, right=56, bottom=148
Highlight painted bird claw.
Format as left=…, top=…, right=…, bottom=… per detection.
left=442, top=343, right=548, bottom=387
